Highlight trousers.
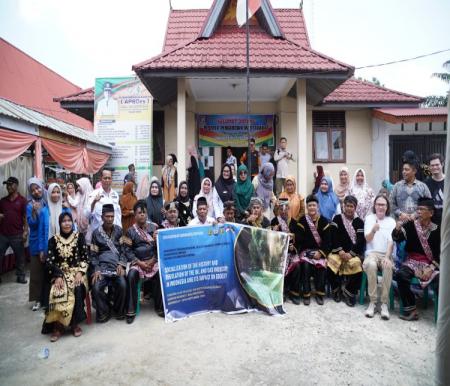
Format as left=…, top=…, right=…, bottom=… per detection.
left=362, top=251, right=393, bottom=304
left=0, top=233, right=26, bottom=278
left=91, top=275, right=127, bottom=322
left=126, top=269, right=163, bottom=316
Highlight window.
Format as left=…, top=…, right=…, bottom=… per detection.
left=312, top=111, right=345, bottom=162
left=153, top=111, right=165, bottom=165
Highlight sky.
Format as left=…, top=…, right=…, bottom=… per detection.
left=1, top=0, right=449, bottom=98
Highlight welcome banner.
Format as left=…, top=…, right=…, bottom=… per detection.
left=157, top=223, right=289, bottom=322
left=197, top=114, right=275, bottom=147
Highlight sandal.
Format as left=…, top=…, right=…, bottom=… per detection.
left=72, top=325, right=82, bottom=337
left=50, top=329, right=62, bottom=342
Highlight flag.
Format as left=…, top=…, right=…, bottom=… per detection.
left=236, top=0, right=262, bottom=27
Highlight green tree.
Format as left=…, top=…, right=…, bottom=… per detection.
left=357, top=76, right=384, bottom=87
left=423, top=60, right=449, bottom=107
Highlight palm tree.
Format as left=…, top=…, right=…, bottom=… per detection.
left=432, top=60, right=450, bottom=83
left=423, top=60, right=449, bottom=107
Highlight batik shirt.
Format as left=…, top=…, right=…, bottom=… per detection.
left=390, top=179, right=431, bottom=218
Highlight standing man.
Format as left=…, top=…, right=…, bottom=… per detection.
left=123, top=164, right=136, bottom=185
left=0, top=177, right=28, bottom=284
left=240, top=138, right=260, bottom=179
left=259, top=143, right=272, bottom=169
left=225, top=147, right=238, bottom=174
left=89, top=169, right=122, bottom=234
left=274, top=137, right=294, bottom=195
left=390, top=157, right=431, bottom=221
left=424, top=153, right=445, bottom=225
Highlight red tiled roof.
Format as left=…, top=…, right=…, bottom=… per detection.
left=323, top=78, right=423, bottom=104
left=134, top=24, right=351, bottom=73
left=0, top=38, right=92, bottom=130
left=162, top=8, right=310, bottom=53
left=374, top=107, right=448, bottom=117
left=54, top=87, right=94, bottom=103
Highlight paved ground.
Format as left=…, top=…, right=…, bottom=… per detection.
left=0, top=269, right=436, bottom=386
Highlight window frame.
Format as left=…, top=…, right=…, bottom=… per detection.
left=312, top=111, right=346, bottom=163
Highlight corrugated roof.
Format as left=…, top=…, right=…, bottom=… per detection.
left=323, top=78, right=423, bottom=104
left=0, top=98, right=112, bottom=149
left=0, top=38, right=93, bottom=130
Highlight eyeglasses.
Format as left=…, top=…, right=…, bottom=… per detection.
left=239, top=171, right=247, bottom=175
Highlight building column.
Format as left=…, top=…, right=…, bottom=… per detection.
left=296, top=79, right=307, bottom=196
left=177, top=78, right=187, bottom=182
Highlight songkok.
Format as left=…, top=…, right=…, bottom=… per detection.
left=344, top=195, right=358, bottom=207
left=102, top=203, right=115, bottom=214
left=417, top=197, right=435, bottom=210
left=306, top=194, right=319, bottom=204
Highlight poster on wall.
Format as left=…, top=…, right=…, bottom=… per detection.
left=94, top=77, right=153, bottom=192
left=157, top=223, right=289, bottom=322
left=197, top=114, right=274, bottom=147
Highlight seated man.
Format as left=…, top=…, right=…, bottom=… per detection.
left=161, top=202, right=180, bottom=229
left=291, top=194, right=331, bottom=306
left=189, top=197, right=216, bottom=226
left=223, top=201, right=237, bottom=223
left=363, top=194, right=396, bottom=320
left=327, top=195, right=365, bottom=307
left=244, top=198, right=271, bottom=229
left=90, top=204, right=127, bottom=323
left=393, top=197, right=440, bottom=321
left=123, top=200, right=163, bottom=323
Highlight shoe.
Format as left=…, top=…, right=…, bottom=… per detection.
left=365, top=302, right=376, bottom=318
left=380, top=304, right=390, bottom=320
left=97, top=314, right=111, bottom=324
left=50, top=328, right=62, bottom=342
left=156, top=310, right=165, bottom=318
left=32, top=302, right=41, bottom=311
left=315, top=295, right=324, bottom=306
left=333, top=290, right=342, bottom=303
left=399, top=311, right=419, bottom=321
left=72, top=325, right=82, bottom=337
left=17, top=276, right=27, bottom=284
left=288, top=294, right=301, bottom=305
left=126, top=315, right=135, bottom=324
left=303, top=297, right=311, bottom=306
left=343, top=293, right=355, bottom=307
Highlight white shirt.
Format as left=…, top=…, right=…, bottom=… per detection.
left=364, top=213, right=396, bottom=255
left=88, top=187, right=122, bottom=232
left=259, top=153, right=272, bottom=170
left=189, top=216, right=216, bottom=226
left=273, top=148, right=292, bottom=178
left=96, top=97, right=119, bottom=116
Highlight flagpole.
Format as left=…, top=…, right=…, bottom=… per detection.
left=246, top=0, right=252, bottom=180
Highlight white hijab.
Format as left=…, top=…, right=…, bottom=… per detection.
left=47, top=183, right=63, bottom=239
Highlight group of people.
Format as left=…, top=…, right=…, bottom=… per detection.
left=0, top=141, right=444, bottom=341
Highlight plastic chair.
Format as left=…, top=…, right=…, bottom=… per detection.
left=136, top=279, right=143, bottom=316
left=359, top=271, right=395, bottom=310
left=399, top=277, right=438, bottom=323
left=85, top=291, right=92, bottom=325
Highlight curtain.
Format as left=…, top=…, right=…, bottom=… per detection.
left=85, top=148, right=110, bottom=174
left=0, top=155, right=33, bottom=198
left=0, top=127, right=37, bottom=166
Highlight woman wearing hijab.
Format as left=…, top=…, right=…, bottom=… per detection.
left=145, top=180, right=164, bottom=226
left=187, top=145, right=201, bottom=201
left=47, top=183, right=71, bottom=240
left=233, top=164, right=254, bottom=221
left=65, top=182, right=78, bottom=221
left=120, top=181, right=137, bottom=234
left=175, top=181, right=193, bottom=226
left=75, top=177, right=93, bottom=240
left=42, top=212, right=89, bottom=341
left=316, top=176, right=340, bottom=222
left=334, top=167, right=350, bottom=205
left=279, top=175, right=305, bottom=221
left=161, top=154, right=178, bottom=202
left=252, top=162, right=276, bottom=219
left=193, top=177, right=215, bottom=218
left=312, top=165, right=325, bottom=194
left=213, top=164, right=236, bottom=223
left=349, top=168, right=375, bottom=220
left=27, top=178, right=49, bottom=311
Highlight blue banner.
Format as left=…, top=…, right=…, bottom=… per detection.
left=157, top=223, right=289, bottom=322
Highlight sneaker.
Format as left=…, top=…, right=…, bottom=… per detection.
left=32, top=302, right=41, bottom=311
left=380, top=303, right=390, bottom=320
left=365, top=302, right=376, bottom=318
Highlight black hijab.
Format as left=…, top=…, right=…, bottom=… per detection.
left=58, top=212, right=74, bottom=238
left=176, top=181, right=191, bottom=204
left=146, top=180, right=163, bottom=225
left=215, top=164, right=235, bottom=203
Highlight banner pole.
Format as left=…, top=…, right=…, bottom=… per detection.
left=246, top=0, right=251, bottom=179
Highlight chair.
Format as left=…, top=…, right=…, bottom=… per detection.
left=85, top=291, right=93, bottom=325
left=359, top=271, right=395, bottom=310
left=399, top=277, right=439, bottom=323
left=135, top=279, right=143, bottom=316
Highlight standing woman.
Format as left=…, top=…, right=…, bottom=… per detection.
left=316, top=176, right=340, bottom=222
left=161, top=154, right=178, bottom=203
left=120, top=181, right=137, bottom=234
left=47, top=183, right=71, bottom=240
left=42, top=212, right=89, bottom=341
left=187, top=145, right=201, bottom=201
left=175, top=181, right=193, bottom=226
left=193, top=178, right=215, bottom=218
left=65, top=182, right=78, bottom=222
left=75, top=177, right=93, bottom=241
left=233, top=164, right=254, bottom=221
left=349, top=168, right=375, bottom=220
left=213, top=164, right=235, bottom=223
left=145, top=180, right=164, bottom=226
left=252, top=162, right=276, bottom=219
left=334, top=167, right=350, bottom=206
left=27, top=178, right=49, bottom=311
left=279, top=175, right=305, bottom=221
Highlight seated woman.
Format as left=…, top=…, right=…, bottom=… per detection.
left=278, top=176, right=305, bottom=221
left=42, top=212, right=89, bottom=342
left=123, top=200, right=163, bottom=323
left=244, top=197, right=271, bottom=229
left=393, top=197, right=440, bottom=321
